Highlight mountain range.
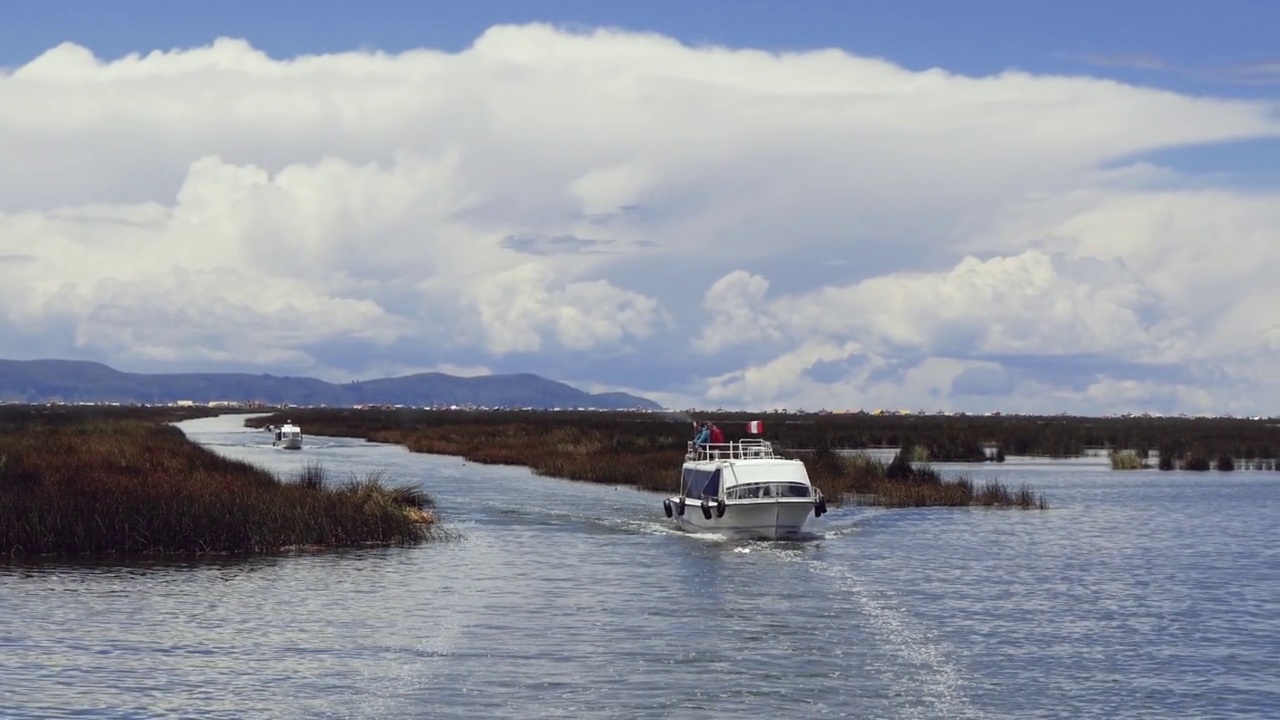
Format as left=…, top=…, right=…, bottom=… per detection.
left=0, top=359, right=663, bottom=410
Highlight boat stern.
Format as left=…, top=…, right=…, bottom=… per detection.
left=664, top=496, right=818, bottom=540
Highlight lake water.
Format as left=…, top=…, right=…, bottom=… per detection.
left=1, top=414, right=1276, bottom=718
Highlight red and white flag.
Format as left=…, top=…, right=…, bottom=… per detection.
left=746, top=420, right=764, bottom=434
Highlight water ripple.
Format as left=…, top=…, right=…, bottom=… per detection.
left=0, top=415, right=1275, bottom=718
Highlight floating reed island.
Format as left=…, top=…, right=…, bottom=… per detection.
left=251, top=409, right=1048, bottom=510
left=0, top=406, right=445, bottom=557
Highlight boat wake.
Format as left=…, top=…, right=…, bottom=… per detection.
left=486, top=500, right=846, bottom=547
left=750, top=548, right=982, bottom=720
left=487, top=504, right=680, bottom=539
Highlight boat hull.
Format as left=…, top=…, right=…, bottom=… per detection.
left=275, top=438, right=303, bottom=450
left=666, top=497, right=815, bottom=540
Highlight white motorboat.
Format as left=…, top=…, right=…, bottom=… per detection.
left=271, top=421, right=304, bottom=450
left=663, top=438, right=827, bottom=540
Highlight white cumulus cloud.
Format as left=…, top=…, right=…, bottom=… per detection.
left=1, top=24, right=1279, bottom=413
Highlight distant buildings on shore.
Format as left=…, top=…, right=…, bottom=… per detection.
left=0, top=398, right=1274, bottom=421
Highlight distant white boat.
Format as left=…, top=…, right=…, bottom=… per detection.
left=271, top=421, right=304, bottom=450
left=663, top=437, right=827, bottom=540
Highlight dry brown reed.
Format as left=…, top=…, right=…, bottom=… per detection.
left=374, top=424, right=689, bottom=492
left=0, top=416, right=445, bottom=557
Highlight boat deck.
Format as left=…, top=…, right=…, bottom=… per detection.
left=685, top=438, right=777, bottom=462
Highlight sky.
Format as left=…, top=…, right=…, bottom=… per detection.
left=2, top=1, right=1279, bottom=414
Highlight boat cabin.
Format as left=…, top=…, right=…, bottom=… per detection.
left=275, top=425, right=302, bottom=443
left=680, top=439, right=816, bottom=501
left=273, top=422, right=304, bottom=449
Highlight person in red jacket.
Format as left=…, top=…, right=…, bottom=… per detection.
left=709, top=423, right=725, bottom=445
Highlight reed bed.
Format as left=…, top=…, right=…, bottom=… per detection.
left=788, top=447, right=1047, bottom=509
left=1153, top=452, right=1278, bottom=471
left=370, top=424, right=687, bottom=493
left=261, top=411, right=1047, bottom=510
left=0, top=415, right=445, bottom=557
left=1181, top=454, right=1212, bottom=471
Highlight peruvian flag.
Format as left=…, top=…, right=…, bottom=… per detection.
left=746, top=420, right=764, bottom=434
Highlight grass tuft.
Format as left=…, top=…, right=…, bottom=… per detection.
left=1110, top=450, right=1147, bottom=470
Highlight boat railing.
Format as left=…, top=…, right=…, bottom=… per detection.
left=686, top=439, right=776, bottom=462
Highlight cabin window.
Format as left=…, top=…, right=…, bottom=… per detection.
left=702, top=469, right=722, bottom=499
left=680, top=467, right=696, bottom=496
left=724, top=482, right=810, bottom=499
left=681, top=468, right=723, bottom=498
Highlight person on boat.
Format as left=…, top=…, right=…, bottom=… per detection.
left=709, top=423, right=725, bottom=445
left=693, top=422, right=711, bottom=446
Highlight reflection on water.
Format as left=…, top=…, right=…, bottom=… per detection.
left=1, top=414, right=1276, bottom=719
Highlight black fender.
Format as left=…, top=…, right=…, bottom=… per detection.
left=677, top=496, right=686, bottom=516
left=716, top=498, right=726, bottom=518
left=663, top=499, right=673, bottom=518
left=700, top=499, right=712, bottom=520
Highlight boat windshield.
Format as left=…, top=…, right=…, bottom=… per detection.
left=725, top=482, right=812, bottom=500
left=681, top=467, right=722, bottom=499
